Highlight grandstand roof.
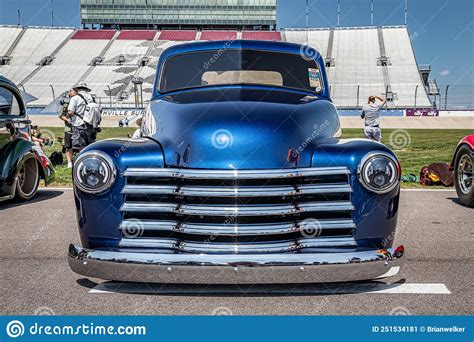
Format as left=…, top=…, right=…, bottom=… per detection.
left=80, top=0, right=277, bottom=30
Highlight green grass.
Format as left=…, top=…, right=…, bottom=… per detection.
left=41, top=127, right=135, bottom=186
left=342, top=129, right=471, bottom=175
left=40, top=127, right=471, bottom=188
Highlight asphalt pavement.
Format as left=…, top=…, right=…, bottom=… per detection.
left=0, top=188, right=472, bottom=315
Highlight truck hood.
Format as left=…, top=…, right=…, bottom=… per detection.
left=144, top=87, right=340, bottom=169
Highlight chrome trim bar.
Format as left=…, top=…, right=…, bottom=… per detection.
left=121, top=201, right=354, bottom=216
left=122, top=185, right=177, bottom=195
left=124, top=167, right=350, bottom=179
left=119, top=238, right=177, bottom=249
left=120, top=202, right=177, bottom=213
left=122, top=183, right=352, bottom=197
left=68, top=244, right=405, bottom=284
left=119, top=219, right=356, bottom=236
left=119, top=237, right=357, bottom=253
left=178, top=203, right=296, bottom=216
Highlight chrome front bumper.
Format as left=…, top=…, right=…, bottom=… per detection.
left=68, top=244, right=405, bottom=284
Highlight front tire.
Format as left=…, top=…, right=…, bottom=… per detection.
left=454, top=145, right=474, bottom=208
left=15, top=158, right=40, bottom=201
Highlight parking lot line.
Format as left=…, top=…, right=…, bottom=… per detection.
left=89, top=282, right=451, bottom=295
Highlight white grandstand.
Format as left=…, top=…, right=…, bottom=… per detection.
left=0, top=25, right=432, bottom=109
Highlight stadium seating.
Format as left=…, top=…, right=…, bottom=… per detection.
left=158, top=30, right=197, bottom=41
left=102, top=39, right=152, bottom=65
left=241, top=31, right=281, bottom=41
left=0, top=26, right=23, bottom=56
left=0, top=28, right=73, bottom=85
left=0, top=26, right=432, bottom=108
left=329, top=28, right=385, bottom=108
left=200, top=31, right=237, bottom=41
left=283, top=29, right=329, bottom=57
left=117, top=30, right=157, bottom=40
left=382, top=27, right=431, bottom=107
left=84, top=66, right=138, bottom=102
left=23, top=35, right=112, bottom=105
left=71, top=30, right=115, bottom=40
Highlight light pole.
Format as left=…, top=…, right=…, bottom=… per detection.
left=404, top=0, right=408, bottom=26
left=414, top=84, right=418, bottom=109
left=17, top=0, right=21, bottom=26
left=50, top=0, right=54, bottom=27
left=356, top=85, right=360, bottom=109
left=337, top=0, right=340, bottom=27
left=305, top=0, right=309, bottom=44
left=444, top=85, right=450, bottom=110
left=49, top=84, right=55, bottom=101
left=305, top=0, right=309, bottom=29
left=370, top=0, right=374, bottom=26
left=132, top=78, right=143, bottom=109
left=106, top=85, right=112, bottom=108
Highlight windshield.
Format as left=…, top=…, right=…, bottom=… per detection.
left=0, top=87, right=20, bottom=116
left=158, top=49, right=324, bottom=94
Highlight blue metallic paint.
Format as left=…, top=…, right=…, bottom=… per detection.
left=311, top=139, right=400, bottom=247
left=76, top=138, right=164, bottom=248
left=144, top=87, right=340, bottom=169
left=74, top=40, right=400, bottom=252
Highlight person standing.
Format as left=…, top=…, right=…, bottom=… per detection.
left=361, top=95, right=386, bottom=142
left=58, top=90, right=75, bottom=168
left=67, top=82, right=94, bottom=151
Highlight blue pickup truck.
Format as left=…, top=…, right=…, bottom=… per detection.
left=68, top=40, right=404, bottom=284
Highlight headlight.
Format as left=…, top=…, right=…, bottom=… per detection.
left=74, top=151, right=116, bottom=194
left=358, top=152, right=400, bottom=194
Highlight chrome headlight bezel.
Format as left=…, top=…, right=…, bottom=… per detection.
left=73, top=150, right=116, bottom=194
left=357, top=152, right=400, bottom=194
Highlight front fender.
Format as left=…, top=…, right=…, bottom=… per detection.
left=74, top=137, right=165, bottom=248
left=311, top=138, right=401, bottom=249
left=0, top=138, right=54, bottom=198
left=449, top=135, right=474, bottom=170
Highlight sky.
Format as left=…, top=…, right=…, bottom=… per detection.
left=0, top=0, right=472, bottom=86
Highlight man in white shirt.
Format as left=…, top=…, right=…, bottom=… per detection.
left=361, top=95, right=386, bottom=142
left=68, top=82, right=95, bottom=151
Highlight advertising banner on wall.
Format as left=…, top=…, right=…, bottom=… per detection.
left=101, top=108, right=145, bottom=116
left=405, top=109, right=439, bottom=117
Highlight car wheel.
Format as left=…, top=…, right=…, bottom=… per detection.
left=454, top=145, right=474, bottom=208
left=15, top=157, right=40, bottom=201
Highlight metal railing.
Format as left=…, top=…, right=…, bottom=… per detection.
left=329, top=84, right=474, bottom=110
left=24, top=83, right=474, bottom=111
left=436, top=85, right=474, bottom=110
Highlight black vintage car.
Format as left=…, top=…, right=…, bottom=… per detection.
left=0, top=76, right=54, bottom=201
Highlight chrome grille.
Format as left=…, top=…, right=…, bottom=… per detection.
left=120, top=167, right=356, bottom=254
